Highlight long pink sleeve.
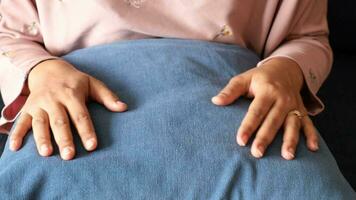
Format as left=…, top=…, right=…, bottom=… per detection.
left=0, top=0, right=332, bottom=133
left=0, top=0, right=58, bottom=133
left=258, top=0, right=332, bottom=115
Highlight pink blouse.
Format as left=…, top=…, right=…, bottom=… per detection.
left=0, top=0, right=332, bottom=134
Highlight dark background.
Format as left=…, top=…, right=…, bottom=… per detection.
left=313, top=0, right=356, bottom=190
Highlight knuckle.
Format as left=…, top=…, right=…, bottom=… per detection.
left=288, top=123, right=300, bottom=131
left=284, top=137, right=298, bottom=145
left=230, top=76, right=242, bottom=83
left=257, top=92, right=271, bottom=101
left=281, top=95, right=296, bottom=107
left=283, top=95, right=293, bottom=104
left=63, top=86, right=79, bottom=98
left=230, top=77, right=246, bottom=90
left=32, top=117, right=46, bottom=125
left=91, top=77, right=106, bottom=88
left=241, top=123, right=255, bottom=134
left=10, top=134, right=20, bottom=140
left=219, top=90, right=231, bottom=97
left=14, top=121, right=29, bottom=129
left=57, top=137, right=73, bottom=146
left=53, top=118, right=69, bottom=127
left=74, top=112, right=90, bottom=123
left=81, top=131, right=95, bottom=137
left=248, top=107, right=264, bottom=119
left=304, top=120, right=316, bottom=132
left=35, top=135, right=49, bottom=142
left=268, top=117, right=280, bottom=127
left=265, top=83, right=278, bottom=93
left=307, top=131, right=318, bottom=140
left=11, top=128, right=27, bottom=139
left=42, top=92, right=57, bottom=102
left=256, top=136, right=271, bottom=145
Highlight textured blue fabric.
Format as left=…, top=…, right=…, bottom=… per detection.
left=0, top=38, right=354, bottom=199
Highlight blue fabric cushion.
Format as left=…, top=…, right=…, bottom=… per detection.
left=0, top=38, right=355, bottom=199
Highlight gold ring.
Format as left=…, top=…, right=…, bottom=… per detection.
left=288, top=110, right=305, bottom=119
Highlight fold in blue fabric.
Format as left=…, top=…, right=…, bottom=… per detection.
left=0, top=38, right=354, bottom=199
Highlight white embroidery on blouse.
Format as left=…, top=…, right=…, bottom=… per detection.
left=124, top=0, right=146, bottom=8
left=213, top=25, right=233, bottom=40
left=21, top=22, right=39, bottom=36
left=0, top=50, right=15, bottom=62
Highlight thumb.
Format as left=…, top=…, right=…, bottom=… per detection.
left=89, top=76, right=128, bottom=112
left=211, top=75, right=248, bottom=106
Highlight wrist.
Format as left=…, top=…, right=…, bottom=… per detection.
left=27, top=59, right=74, bottom=91
left=29, top=58, right=63, bottom=75
left=260, top=57, right=305, bottom=92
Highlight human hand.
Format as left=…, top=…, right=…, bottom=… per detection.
left=212, top=57, right=319, bottom=160
left=9, top=59, right=128, bottom=160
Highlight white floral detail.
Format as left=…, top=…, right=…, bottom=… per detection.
left=124, top=0, right=146, bottom=8
left=213, top=24, right=233, bottom=40
left=1, top=51, right=15, bottom=58
left=21, top=22, right=39, bottom=36
left=220, top=25, right=232, bottom=36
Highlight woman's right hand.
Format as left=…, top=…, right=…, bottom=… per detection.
left=9, top=59, right=128, bottom=160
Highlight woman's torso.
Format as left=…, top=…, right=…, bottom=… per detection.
left=31, top=0, right=278, bottom=56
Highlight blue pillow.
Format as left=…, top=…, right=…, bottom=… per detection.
left=0, top=38, right=354, bottom=199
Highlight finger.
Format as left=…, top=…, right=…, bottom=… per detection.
left=89, top=76, right=127, bottom=112
left=31, top=109, right=53, bottom=157
left=47, top=103, right=75, bottom=160
left=251, top=100, right=289, bottom=158
left=212, top=76, right=247, bottom=106
left=9, top=112, right=32, bottom=151
left=236, top=93, right=274, bottom=146
left=65, top=99, right=97, bottom=151
left=302, top=116, right=319, bottom=151
left=281, top=113, right=301, bottom=160
left=295, top=95, right=319, bottom=151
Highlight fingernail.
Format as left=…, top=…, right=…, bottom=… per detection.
left=62, top=147, right=73, bottom=160
left=254, top=145, right=264, bottom=158
left=237, top=133, right=247, bottom=146
left=40, top=144, right=50, bottom=156
left=216, top=92, right=227, bottom=98
left=311, top=142, right=319, bottom=151
left=10, top=140, right=18, bottom=151
left=211, top=96, right=220, bottom=104
left=116, top=101, right=125, bottom=105
left=238, top=139, right=246, bottom=146
left=85, top=138, right=96, bottom=151
left=115, top=101, right=128, bottom=109
left=284, top=148, right=295, bottom=160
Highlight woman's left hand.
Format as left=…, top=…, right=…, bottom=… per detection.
left=211, top=57, right=319, bottom=160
